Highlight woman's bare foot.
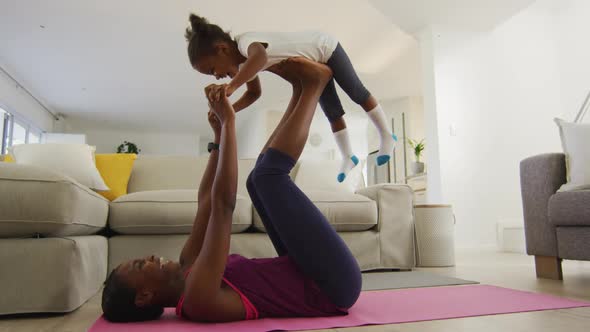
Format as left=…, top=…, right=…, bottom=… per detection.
left=267, top=62, right=299, bottom=85
left=288, top=57, right=332, bottom=88
left=271, top=57, right=332, bottom=90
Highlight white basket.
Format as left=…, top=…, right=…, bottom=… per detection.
left=414, top=205, right=455, bottom=267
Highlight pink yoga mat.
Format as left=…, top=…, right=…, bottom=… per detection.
left=89, top=285, right=590, bottom=332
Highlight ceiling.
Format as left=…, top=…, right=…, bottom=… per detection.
left=0, top=0, right=532, bottom=134
left=369, top=0, right=535, bottom=33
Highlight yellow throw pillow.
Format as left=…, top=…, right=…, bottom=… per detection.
left=95, top=153, right=137, bottom=201
left=2, top=155, right=14, bottom=162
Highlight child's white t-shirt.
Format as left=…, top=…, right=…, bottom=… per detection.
left=235, top=31, right=339, bottom=73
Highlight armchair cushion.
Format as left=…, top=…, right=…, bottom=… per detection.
left=549, top=190, right=590, bottom=226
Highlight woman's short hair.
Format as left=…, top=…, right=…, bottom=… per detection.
left=101, top=270, right=164, bottom=322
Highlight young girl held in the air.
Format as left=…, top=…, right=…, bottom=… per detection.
left=185, top=14, right=397, bottom=182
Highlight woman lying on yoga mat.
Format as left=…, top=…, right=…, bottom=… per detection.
left=101, top=57, right=362, bottom=323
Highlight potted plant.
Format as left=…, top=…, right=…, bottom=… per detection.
left=117, top=141, right=141, bottom=154
left=408, top=138, right=425, bottom=175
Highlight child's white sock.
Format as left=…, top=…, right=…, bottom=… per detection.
left=367, top=104, right=397, bottom=166
left=334, top=128, right=359, bottom=183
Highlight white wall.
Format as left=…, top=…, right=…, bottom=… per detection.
left=87, top=129, right=200, bottom=155
left=0, top=67, right=55, bottom=132
left=64, top=100, right=272, bottom=157
left=235, top=103, right=369, bottom=162
left=425, top=0, right=589, bottom=248
left=235, top=107, right=268, bottom=158
left=65, top=106, right=370, bottom=159
left=64, top=118, right=201, bottom=155
left=417, top=28, right=444, bottom=202
left=554, top=0, right=590, bottom=121
left=60, top=99, right=371, bottom=158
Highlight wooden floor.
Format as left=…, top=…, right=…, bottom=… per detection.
left=1, top=248, right=589, bottom=332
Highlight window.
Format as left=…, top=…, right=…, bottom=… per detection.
left=0, top=106, right=45, bottom=155
left=0, top=113, right=3, bottom=149
left=30, top=131, right=41, bottom=143
left=12, top=121, right=26, bottom=145
left=0, top=108, right=9, bottom=155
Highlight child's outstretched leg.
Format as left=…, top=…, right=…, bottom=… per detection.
left=319, top=79, right=359, bottom=183
left=364, top=97, right=397, bottom=165
left=334, top=124, right=359, bottom=182
left=327, top=43, right=397, bottom=166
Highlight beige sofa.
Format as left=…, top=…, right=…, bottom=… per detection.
left=0, top=161, right=109, bottom=315
left=0, top=154, right=415, bottom=315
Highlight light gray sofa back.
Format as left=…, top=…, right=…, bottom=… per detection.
left=127, top=155, right=366, bottom=196
left=128, top=155, right=256, bottom=196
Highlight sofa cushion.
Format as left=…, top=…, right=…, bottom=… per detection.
left=549, top=190, right=590, bottom=226
left=556, top=227, right=590, bottom=260
left=253, top=190, right=377, bottom=232
left=109, top=190, right=252, bottom=234
left=0, top=163, right=109, bottom=237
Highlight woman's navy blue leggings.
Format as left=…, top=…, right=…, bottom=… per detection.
left=245, top=148, right=362, bottom=308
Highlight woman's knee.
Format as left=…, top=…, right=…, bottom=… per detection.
left=251, top=149, right=294, bottom=188
left=246, top=170, right=257, bottom=192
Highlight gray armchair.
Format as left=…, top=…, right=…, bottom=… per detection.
left=520, top=153, right=590, bottom=280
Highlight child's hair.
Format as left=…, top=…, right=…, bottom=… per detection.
left=185, top=14, right=234, bottom=67
left=101, top=270, right=164, bottom=322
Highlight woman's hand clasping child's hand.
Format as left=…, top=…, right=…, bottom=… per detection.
left=205, top=84, right=235, bottom=123
left=206, top=84, right=228, bottom=102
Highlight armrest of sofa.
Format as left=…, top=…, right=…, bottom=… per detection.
left=520, top=153, right=566, bottom=257
left=356, top=184, right=415, bottom=268
left=0, top=162, right=109, bottom=237
left=0, top=162, right=105, bottom=201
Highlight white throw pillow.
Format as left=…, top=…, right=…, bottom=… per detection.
left=8, top=143, right=110, bottom=191
left=554, top=118, right=590, bottom=191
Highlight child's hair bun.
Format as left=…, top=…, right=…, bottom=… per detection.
left=185, top=14, right=209, bottom=41
left=189, top=14, right=208, bottom=30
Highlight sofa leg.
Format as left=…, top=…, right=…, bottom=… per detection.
left=534, top=255, right=563, bottom=280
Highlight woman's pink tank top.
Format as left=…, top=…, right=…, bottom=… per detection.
left=176, top=254, right=347, bottom=319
